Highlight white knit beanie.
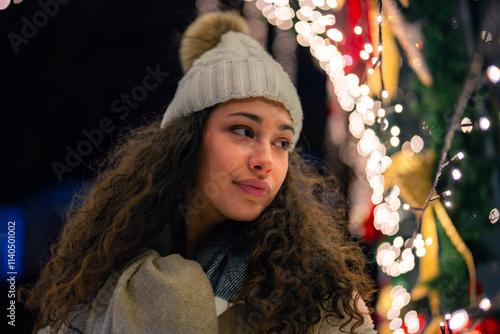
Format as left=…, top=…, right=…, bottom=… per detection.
left=161, top=11, right=303, bottom=149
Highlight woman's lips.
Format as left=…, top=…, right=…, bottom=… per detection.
left=234, top=179, right=271, bottom=198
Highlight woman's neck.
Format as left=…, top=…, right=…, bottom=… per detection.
left=185, top=213, right=228, bottom=259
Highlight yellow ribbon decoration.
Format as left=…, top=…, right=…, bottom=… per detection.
left=383, top=150, right=477, bottom=316
left=384, top=151, right=441, bottom=315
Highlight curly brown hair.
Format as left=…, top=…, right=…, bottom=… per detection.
left=21, top=108, right=375, bottom=334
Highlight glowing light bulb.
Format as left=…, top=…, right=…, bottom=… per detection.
left=360, top=50, right=370, bottom=60
left=354, top=26, right=362, bottom=34
left=327, top=28, right=343, bottom=42
left=382, top=90, right=389, bottom=98
left=368, top=68, right=374, bottom=74
left=416, top=248, right=426, bottom=257
left=394, top=104, right=403, bottom=113
left=403, top=203, right=410, bottom=210
left=461, top=117, right=473, bottom=133
left=479, top=298, right=491, bottom=311
left=394, top=236, right=404, bottom=248
left=377, top=15, right=382, bottom=23
left=378, top=45, right=383, bottom=52
left=487, top=65, right=500, bottom=83
left=457, top=152, right=465, bottom=160
left=327, top=0, right=338, bottom=8
left=452, top=168, right=462, bottom=180
left=445, top=201, right=452, bottom=208
left=391, top=126, right=400, bottom=136
left=479, top=117, right=490, bottom=130
left=449, top=309, right=469, bottom=331
left=489, top=208, right=499, bottom=224
left=390, top=137, right=400, bottom=147
left=410, top=135, right=424, bottom=153
left=360, top=84, right=370, bottom=95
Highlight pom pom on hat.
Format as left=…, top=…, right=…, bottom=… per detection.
left=162, top=11, right=303, bottom=149
left=180, top=11, right=249, bottom=73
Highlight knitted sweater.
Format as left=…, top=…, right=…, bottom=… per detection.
left=41, top=250, right=376, bottom=334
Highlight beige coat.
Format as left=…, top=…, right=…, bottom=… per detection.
left=42, top=250, right=376, bottom=334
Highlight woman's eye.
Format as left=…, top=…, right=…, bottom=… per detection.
left=275, top=140, right=291, bottom=150
left=232, top=126, right=253, bottom=138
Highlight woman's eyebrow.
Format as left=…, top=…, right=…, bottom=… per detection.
left=227, top=111, right=295, bottom=134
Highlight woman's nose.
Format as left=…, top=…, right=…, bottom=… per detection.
left=248, top=142, right=273, bottom=173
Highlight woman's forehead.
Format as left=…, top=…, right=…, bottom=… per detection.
left=212, top=97, right=293, bottom=123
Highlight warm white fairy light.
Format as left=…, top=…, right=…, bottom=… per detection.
left=479, top=297, right=491, bottom=311
left=326, top=0, right=338, bottom=8
left=394, top=104, right=403, bottom=113
left=487, top=65, right=500, bottom=83
left=360, top=50, right=370, bottom=60
left=452, top=168, right=462, bottom=180
left=390, top=137, right=400, bottom=147
left=384, top=286, right=415, bottom=329
left=405, top=311, right=421, bottom=333
left=390, top=126, right=400, bottom=136
left=390, top=318, right=403, bottom=330
left=461, top=117, right=473, bottom=133
left=327, top=28, right=343, bottom=42
left=449, top=309, right=469, bottom=331
left=479, top=116, right=490, bottom=130
left=410, top=135, right=424, bottom=153
left=354, top=25, right=362, bottom=34
left=382, top=90, right=389, bottom=98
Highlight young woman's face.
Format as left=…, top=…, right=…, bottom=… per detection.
left=192, top=97, right=294, bottom=223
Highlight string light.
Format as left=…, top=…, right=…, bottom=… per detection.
left=487, top=65, right=500, bottom=83
left=449, top=309, right=469, bottom=332
left=440, top=321, right=446, bottom=334
left=441, top=151, right=464, bottom=168
left=479, top=116, right=490, bottom=130
left=452, top=168, right=462, bottom=180
left=479, top=297, right=491, bottom=311
left=391, top=126, right=400, bottom=136
left=251, top=4, right=494, bottom=328
left=461, top=117, right=473, bottom=133
left=489, top=208, right=499, bottom=224
left=445, top=313, right=452, bottom=334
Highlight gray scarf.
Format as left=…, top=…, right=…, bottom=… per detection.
left=194, top=222, right=250, bottom=301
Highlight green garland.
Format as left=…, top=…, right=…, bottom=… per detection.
left=398, top=0, right=498, bottom=312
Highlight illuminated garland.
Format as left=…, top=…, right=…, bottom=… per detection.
left=245, top=0, right=499, bottom=332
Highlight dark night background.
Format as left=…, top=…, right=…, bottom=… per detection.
left=0, top=1, right=330, bottom=332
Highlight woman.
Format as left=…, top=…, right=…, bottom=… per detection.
left=22, top=11, right=376, bottom=334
